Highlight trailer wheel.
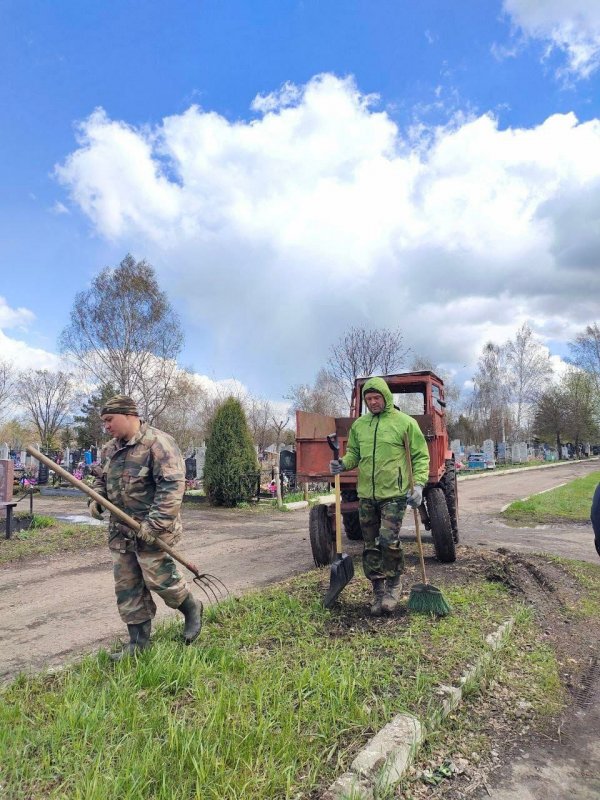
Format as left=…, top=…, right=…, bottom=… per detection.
left=441, top=459, right=459, bottom=543
left=309, top=504, right=335, bottom=566
left=426, top=487, right=456, bottom=563
left=342, top=511, right=363, bottom=540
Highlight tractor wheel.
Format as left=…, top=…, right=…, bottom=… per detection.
left=441, top=459, right=459, bottom=543
left=309, top=504, right=335, bottom=567
left=342, top=511, right=363, bottom=540
left=426, top=487, right=456, bottom=563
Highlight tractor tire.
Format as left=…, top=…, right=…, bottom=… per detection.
left=341, top=488, right=363, bottom=540
left=309, top=504, right=335, bottom=567
left=426, top=487, right=456, bottom=564
left=342, top=511, right=363, bottom=540
left=441, top=459, right=459, bottom=543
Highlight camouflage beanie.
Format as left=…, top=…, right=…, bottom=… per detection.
left=100, top=395, right=139, bottom=417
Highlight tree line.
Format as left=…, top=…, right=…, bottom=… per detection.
left=1, top=253, right=598, bottom=459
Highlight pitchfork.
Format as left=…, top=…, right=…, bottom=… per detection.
left=26, top=446, right=229, bottom=605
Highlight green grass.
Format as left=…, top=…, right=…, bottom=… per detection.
left=501, top=470, right=600, bottom=525
left=0, top=570, right=525, bottom=800
left=0, top=519, right=106, bottom=564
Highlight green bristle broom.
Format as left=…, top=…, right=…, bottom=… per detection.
left=404, top=432, right=451, bottom=617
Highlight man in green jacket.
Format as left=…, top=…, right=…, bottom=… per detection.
left=330, top=377, right=430, bottom=615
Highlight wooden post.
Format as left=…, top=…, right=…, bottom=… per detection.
left=303, top=481, right=308, bottom=501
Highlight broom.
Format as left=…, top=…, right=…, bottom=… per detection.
left=404, top=432, right=451, bottom=616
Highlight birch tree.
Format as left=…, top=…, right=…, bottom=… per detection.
left=504, top=324, right=553, bottom=437
left=59, top=254, right=183, bottom=422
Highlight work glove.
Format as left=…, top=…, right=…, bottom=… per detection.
left=406, top=484, right=423, bottom=508
left=111, top=521, right=135, bottom=540
left=88, top=499, right=105, bottom=520
left=329, top=460, right=346, bottom=475
left=136, top=520, right=157, bottom=544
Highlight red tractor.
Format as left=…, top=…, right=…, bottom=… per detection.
left=295, top=371, right=458, bottom=566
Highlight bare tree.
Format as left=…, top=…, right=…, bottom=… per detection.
left=59, top=254, right=183, bottom=422
left=569, top=322, right=600, bottom=393
left=286, top=369, right=345, bottom=417
left=327, top=327, right=410, bottom=407
left=504, top=324, right=553, bottom=437
left=16, top=369, right=76, bottom=449
left=0, top=360, right=15, bottom=423
left=270, top=416, right=290, bottom=454
left=152, top=371, right=209, bottom=452
left=244, top=396, right=274, bottom=454
left=469, top=342, right=511, bottom=442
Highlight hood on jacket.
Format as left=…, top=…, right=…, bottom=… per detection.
left=362, top=376, right=394, bottom=413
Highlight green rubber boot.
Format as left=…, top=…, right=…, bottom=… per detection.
left=178, top=593, right=203, bottom=643
left=110, top=620, right=151, bottom=662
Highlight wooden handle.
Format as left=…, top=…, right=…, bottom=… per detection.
left=334, top=473, right=343, bottom=556
left=403, top=433, right=428, bottom=585
left=26, top=446, right=201, bottom=576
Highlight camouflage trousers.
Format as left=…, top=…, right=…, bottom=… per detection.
left=109, top=528, right=189, bottom=624
left=359, top=497, right=407, bottom=581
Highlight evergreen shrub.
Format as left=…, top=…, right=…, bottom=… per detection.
left=204, top=398, right=259, bottom=506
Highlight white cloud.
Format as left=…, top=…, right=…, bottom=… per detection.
left=56, top=74, right=600, bottom=394
left=0, top=329, right=62, bottom=371
left=503, top=0, right=600, bottom=79
left=0, top=298, right=63, bottom=371
left=0, top=296, right=35, bottom=330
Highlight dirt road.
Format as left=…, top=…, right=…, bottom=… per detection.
left=0, top=460, right=598, bottom=685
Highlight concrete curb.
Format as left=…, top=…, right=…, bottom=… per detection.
left=457, top=456, right=597, bottom=482
left=321, top=617, right=515, bottom=799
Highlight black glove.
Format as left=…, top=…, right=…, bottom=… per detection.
left=329, top=460, right=345, bottom=475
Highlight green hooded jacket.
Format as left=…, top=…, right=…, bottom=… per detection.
left=341, top=376, right=430, bottom=500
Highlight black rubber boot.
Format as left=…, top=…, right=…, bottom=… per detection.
left=369, top=579, right=386, bottom=617
left=110, top=620, right=151, bottom=662
left=178, top=593, right=203, bottom=643
left=381, top=575, right=402, bottom=613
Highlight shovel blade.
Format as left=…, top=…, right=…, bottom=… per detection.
left=323, top=553, right=355, bottom=608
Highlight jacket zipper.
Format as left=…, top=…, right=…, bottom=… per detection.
left=371, top=416, right=379, bottom=499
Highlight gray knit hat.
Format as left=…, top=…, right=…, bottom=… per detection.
left=100, top=395, right=139, bottom=417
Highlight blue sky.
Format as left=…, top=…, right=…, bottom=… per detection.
left=1, top=0, right=600, bottom=402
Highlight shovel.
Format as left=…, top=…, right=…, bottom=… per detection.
left=26, top=446, right=228, bottom=604
left=322, top=433, right=354, bottom=608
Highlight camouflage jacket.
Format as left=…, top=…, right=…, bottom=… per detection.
left=93, top=423, right=185, bottom=536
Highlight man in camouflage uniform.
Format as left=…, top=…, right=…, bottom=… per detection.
left=330, top=377, right=430, bottom=615
left=90, top=395, right=202, bottom=660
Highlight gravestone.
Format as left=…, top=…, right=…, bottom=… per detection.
left=450, top=439, right=461, bottom=457
left=0, top=443, right=8, bottom=460
left=38, top=459, right=49, bottom=484
left=185, top=456, right=197, bottom=480
left=483, top=439, right=495, bottom=461
left=497, top=442, right=506, bottom=461
left=511, top=443, right=522, bottom=463
left=519, top=442, right=528, bottom=462
left=195, top=444, right=206, bottom=479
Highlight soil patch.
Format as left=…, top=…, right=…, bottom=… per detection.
left=401, top=548, right=600, bottom=799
